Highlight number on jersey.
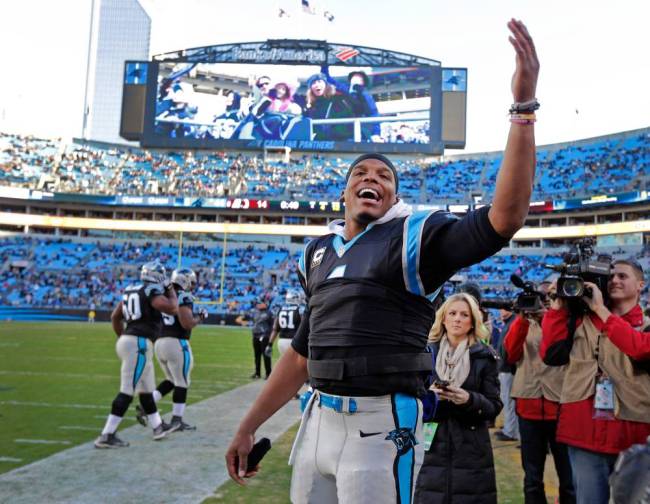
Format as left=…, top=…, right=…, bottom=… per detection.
left=122, top=293, right=142, bottom=321
left=162, top=313, right=175, bottom=326
left=278, top=309, right=295, bottom=329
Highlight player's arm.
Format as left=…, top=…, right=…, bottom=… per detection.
left=268, top=317, right=280, bottom=346
left=111, top=302, right=124, bottom=337
left=226, top=347, right=308, bottom=485
left=226, top=307, right=310, bottom=485
left=151, top=286, right=178, bottom=315
left=488, top=19, right=539, bottom=238
left=177, top=305, right=199, bottom=330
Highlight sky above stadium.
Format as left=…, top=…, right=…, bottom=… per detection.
left=0, top=0, right=648, bottom=153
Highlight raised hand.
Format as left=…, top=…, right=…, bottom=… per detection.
left=508, top=19, right=540, bottom=103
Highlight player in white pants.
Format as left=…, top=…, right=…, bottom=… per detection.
left=95, top=261, right=179, bottom=448
left=289, top=391, right=423, bottom=504
left=137, top=268, right=207, bottom=431
left=225, top=19, right=539, bottom=502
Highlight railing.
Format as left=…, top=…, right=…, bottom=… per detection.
left=156, top=110, right=430, bottom=143
left=309, top=111, right=430, bottom=142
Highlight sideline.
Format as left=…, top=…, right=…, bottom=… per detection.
left=0, top=380, right=301, bottom=504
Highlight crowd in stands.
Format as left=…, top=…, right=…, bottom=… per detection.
left=1, top=235, right=648, bottom=315
left=0, top=236, right=302, bottom=315
left=1, top=129, right=648, bottom=204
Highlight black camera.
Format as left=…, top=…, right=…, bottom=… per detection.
left=482, top=274, right=547, bottom=313
left=545, top=238, right=611, bottom=299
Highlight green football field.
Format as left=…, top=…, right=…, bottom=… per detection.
left=0, top=321, right=556, bottom=503
left=0, top=321, right=255, bottom=474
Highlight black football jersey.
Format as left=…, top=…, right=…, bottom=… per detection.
left=161, top=291, right=194, bottom=340
left=276, top=303, right=305, bottom=339
left=121, top=283, right=165, bottom=341
left=291, top=206, right=508, bottom=396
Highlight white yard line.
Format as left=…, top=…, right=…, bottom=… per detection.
left=1, top=401, right=106, bottom=410
left=14, top=439, right=72, bottom=445
left=0, top=457, right=22, bottom=463
left=0, top=380, right=302, bottom=504
left=27, top=356, right=114, bottom=363
left=0, top=370, right=115, bottom=380
left=58, top=426, right=101, bottom=432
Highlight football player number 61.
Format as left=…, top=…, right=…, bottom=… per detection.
left=278, top=310, right=295, bottom=329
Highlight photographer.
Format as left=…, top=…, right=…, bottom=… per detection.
left=540, top=260, right=650, bottom=504
left=503, top=281, right=575, bottom=504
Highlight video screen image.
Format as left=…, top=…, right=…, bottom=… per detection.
left=153, top=62, right=434, bottom=145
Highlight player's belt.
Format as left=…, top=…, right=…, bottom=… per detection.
left=308, top=353, right=432, bottom=380
left=319, top=392, right=358, bottom=414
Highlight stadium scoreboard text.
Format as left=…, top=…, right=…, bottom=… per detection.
left=4, top=185, right=649, bottom=215
left=120, top=40, right=468, bottom=154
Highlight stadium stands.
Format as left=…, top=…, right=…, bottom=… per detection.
left=0, top=235, right=302, bottom=315
left=1, top=128, right=648, bottom=203
left=1, top=234, right=647, bottom=315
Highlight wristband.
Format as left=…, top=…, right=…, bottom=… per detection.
left=510, top=113, right=536, bottom=120
left=510, top=113, right=536, bottom=125
left=509, top=98, right=540, bottom=114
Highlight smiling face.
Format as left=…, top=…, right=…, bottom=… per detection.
left=443, top=300, right=473, bottom=339
left=256, top=78, right=271, bottom=95
left=608, top=263, right=644, bottom=303
left=343, top=158, right=397, bottom=225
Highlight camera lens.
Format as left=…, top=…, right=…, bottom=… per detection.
left=561, top=278, right=584, bottom=297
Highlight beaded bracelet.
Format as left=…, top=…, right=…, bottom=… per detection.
left=509, top=99, right=540, bottom=114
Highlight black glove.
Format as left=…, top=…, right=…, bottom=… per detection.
left=263, top=345, right=273, bottom=358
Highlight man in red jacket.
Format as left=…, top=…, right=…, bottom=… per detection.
left=541, top=260, right=650, bottom=504
left=504, top=281, right=575, bottom=504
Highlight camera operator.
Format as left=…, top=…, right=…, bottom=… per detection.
left=503, top=280, right=575, bottom=504
left=540, top=260, right=650, bottom=504
left=495, top=306, right=519, bottom=442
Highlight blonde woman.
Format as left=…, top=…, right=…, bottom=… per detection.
left=414, top=293, right=503, bottom=504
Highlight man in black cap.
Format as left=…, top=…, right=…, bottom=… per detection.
left=227, top=19, right=540, bottom=503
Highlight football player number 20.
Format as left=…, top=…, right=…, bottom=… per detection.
left=278, top=310, right=295, bottom=329
left=122, top=293, right=142, bottom=321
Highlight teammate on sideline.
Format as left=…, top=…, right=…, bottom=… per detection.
left=136, top=268, right=208, bottom=431
left=268, top=289, right=305, bottom=357
left=268, top=289, right=306, bottom=399
left=95, top=261, right=179, bottom=448
left=226, top=19, right=540, bottom=503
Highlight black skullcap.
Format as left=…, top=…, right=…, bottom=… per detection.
left=345, top=153, right=399, bottom=193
